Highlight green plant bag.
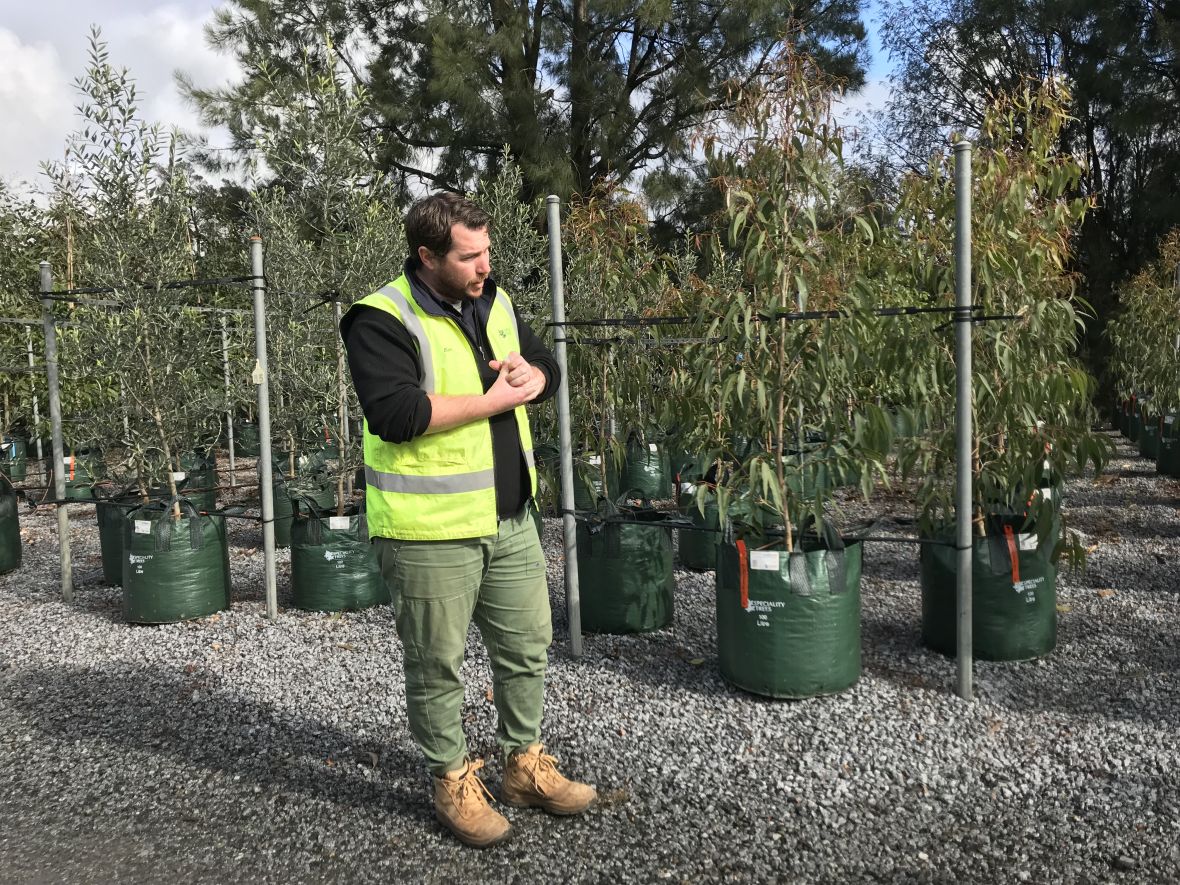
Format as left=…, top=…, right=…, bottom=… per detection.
left=1157, top=415, right=1180, bottom=477
left=290, top=503, right=389, bottom=612
left=1, top=436, right=28, bottom=482
left=677, top=493, right=718, bottom=571
left=620, top=440, right=672, bottom=499
left=122, top=499, right=231, bottom=624
left=54, top=450, right=102, bottom=501
left=715, top=523, right=862, bottom=699
left=572, top=455, right=617, bottom=511
left=149, top=452, right=218, bottom=512
left=919, top=514, right=1057, bottom=661
left=0, top=481, right=22, bottom=574
left=268, top=472, right=335, bottom=547
left=667, top=445, right=703, bottom=483
left=576, top=491, right=675, bottom=633
left=1128, top=407, right=1142, bottom=444
left=96, top=497, right=134, bottom=585
left=1138, top=414, right=1161, bottom=460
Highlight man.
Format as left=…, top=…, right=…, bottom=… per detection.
left=341, top=192, right=595, bottom=848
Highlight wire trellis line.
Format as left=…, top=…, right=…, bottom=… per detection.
left=41, top=274, right=256, bottom=299
left=544, top=303, right=985, bottom=329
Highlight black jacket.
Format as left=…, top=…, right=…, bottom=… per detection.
left=340, top=261, right=559, bottom=520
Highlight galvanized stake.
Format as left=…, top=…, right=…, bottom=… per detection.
left=547, top=195, right=582, bottom=658
left=954, top=141, right=974, bottom=702
left=220, top=314, right=237, bottom=489
left=250, top=238, right=279, bottom=619
left=26, top=326, right=41, bottom=463
left=39, top=261, right=72, bottom=604
left=334, top=300, right=352, bottom=500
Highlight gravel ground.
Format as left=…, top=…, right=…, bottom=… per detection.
left=1, top=430, right=1177, bottom=884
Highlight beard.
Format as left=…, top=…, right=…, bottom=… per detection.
left=433, top=265, right=486, bottom=302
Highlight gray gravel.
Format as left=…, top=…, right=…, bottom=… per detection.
left=1, top=430, right=1178, bottom=883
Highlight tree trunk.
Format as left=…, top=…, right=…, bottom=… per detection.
left=569, top=0, right=593, bottom=195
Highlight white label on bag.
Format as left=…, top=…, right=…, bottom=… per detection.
left=1167, top=416, right=1175, bottom=426
left=1039, top=488, right=1052, bottom=500
left=329, top=516, right=349, bottom=530
left=587, top=455, right=602, bottom=466
left=171, top=471, right=186, bottom=482
left=649, top=443, right=658, bottom=453
left=749, top=551, right=779, bottom=571
left=1018, top=533, right=1038, bottom=551
left=134, top=520, right=152, bottom=535
left=62, top=458, right=72, bottom=468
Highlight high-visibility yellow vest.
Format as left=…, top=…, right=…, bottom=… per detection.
left=353, top=275, right=536, bottom=540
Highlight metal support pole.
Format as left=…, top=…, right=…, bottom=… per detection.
left=547, top=195, right=582, bottom=658
left=26, top=326, right=41, bottom=462
left=250, top=238, right=278, bottom=619
left=39, top=261, right=72, bottom=604
left=220, top=314, right=237, bottom=488
left=334, top=300, right=352, bottom=499
left=954, top=141, right=974, bottom=702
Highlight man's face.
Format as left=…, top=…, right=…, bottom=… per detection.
left=419, top=223, right=491, bottom=301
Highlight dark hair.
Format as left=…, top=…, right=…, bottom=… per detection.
left=405, top=192, right=491, bottom=258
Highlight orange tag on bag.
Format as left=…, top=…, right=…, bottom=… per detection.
left=736, top=539, right=749, bottom=610
left=1002, top=524, right=1021, bottom=586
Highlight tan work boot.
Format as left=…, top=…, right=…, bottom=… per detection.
left=501, top=743, right=597, bottom=815
left=433, top=758, right=513, bottom=848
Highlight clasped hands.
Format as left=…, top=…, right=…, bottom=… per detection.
left=488, top=351, right=545, bottom=408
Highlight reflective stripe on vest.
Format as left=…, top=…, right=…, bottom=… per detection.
left=365, top=464, right=495, bottom=495
left=373, top=283, right=436, bottom=393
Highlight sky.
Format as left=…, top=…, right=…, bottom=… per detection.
left=0, top=0, right=894, bottom=192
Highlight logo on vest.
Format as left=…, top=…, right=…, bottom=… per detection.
left=498, top=328, right=508, bottom=339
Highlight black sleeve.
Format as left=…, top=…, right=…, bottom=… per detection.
left=341, top=305, right=433, bottom=444
left=516, top=309, right=561, bottom=405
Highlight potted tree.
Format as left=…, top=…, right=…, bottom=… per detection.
left=671, top=52, right=891, bottom=698
left=247, top=47, right=402, bottom=611
left=561, top=189, right=686, bottom=634
left=1108, top=230, right=1180, bottom=474
left=891, top=83, right=1111, bottom=662
left=46, top=32, right=231, bottom=621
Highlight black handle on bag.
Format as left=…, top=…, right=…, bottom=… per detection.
left=151, top=496, right=203, bottom=552
left=790, top=513, right=848, bottom=596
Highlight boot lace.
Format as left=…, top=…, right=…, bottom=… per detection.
left=446, top=759, right=497, bottom=817
left=522, top=750, right=564, bottom=796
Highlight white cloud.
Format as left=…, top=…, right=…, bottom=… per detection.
left=102, top=6, right=235, bottom=134
left=0, top=29, right=74, bottom=191
left=0, top=4, right=242, bottom=190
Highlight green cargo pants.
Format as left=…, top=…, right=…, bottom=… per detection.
left=373, top=506, right=551, bottom=776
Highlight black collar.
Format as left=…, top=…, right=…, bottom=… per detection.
left=403, top=258, right=497, bottom=321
